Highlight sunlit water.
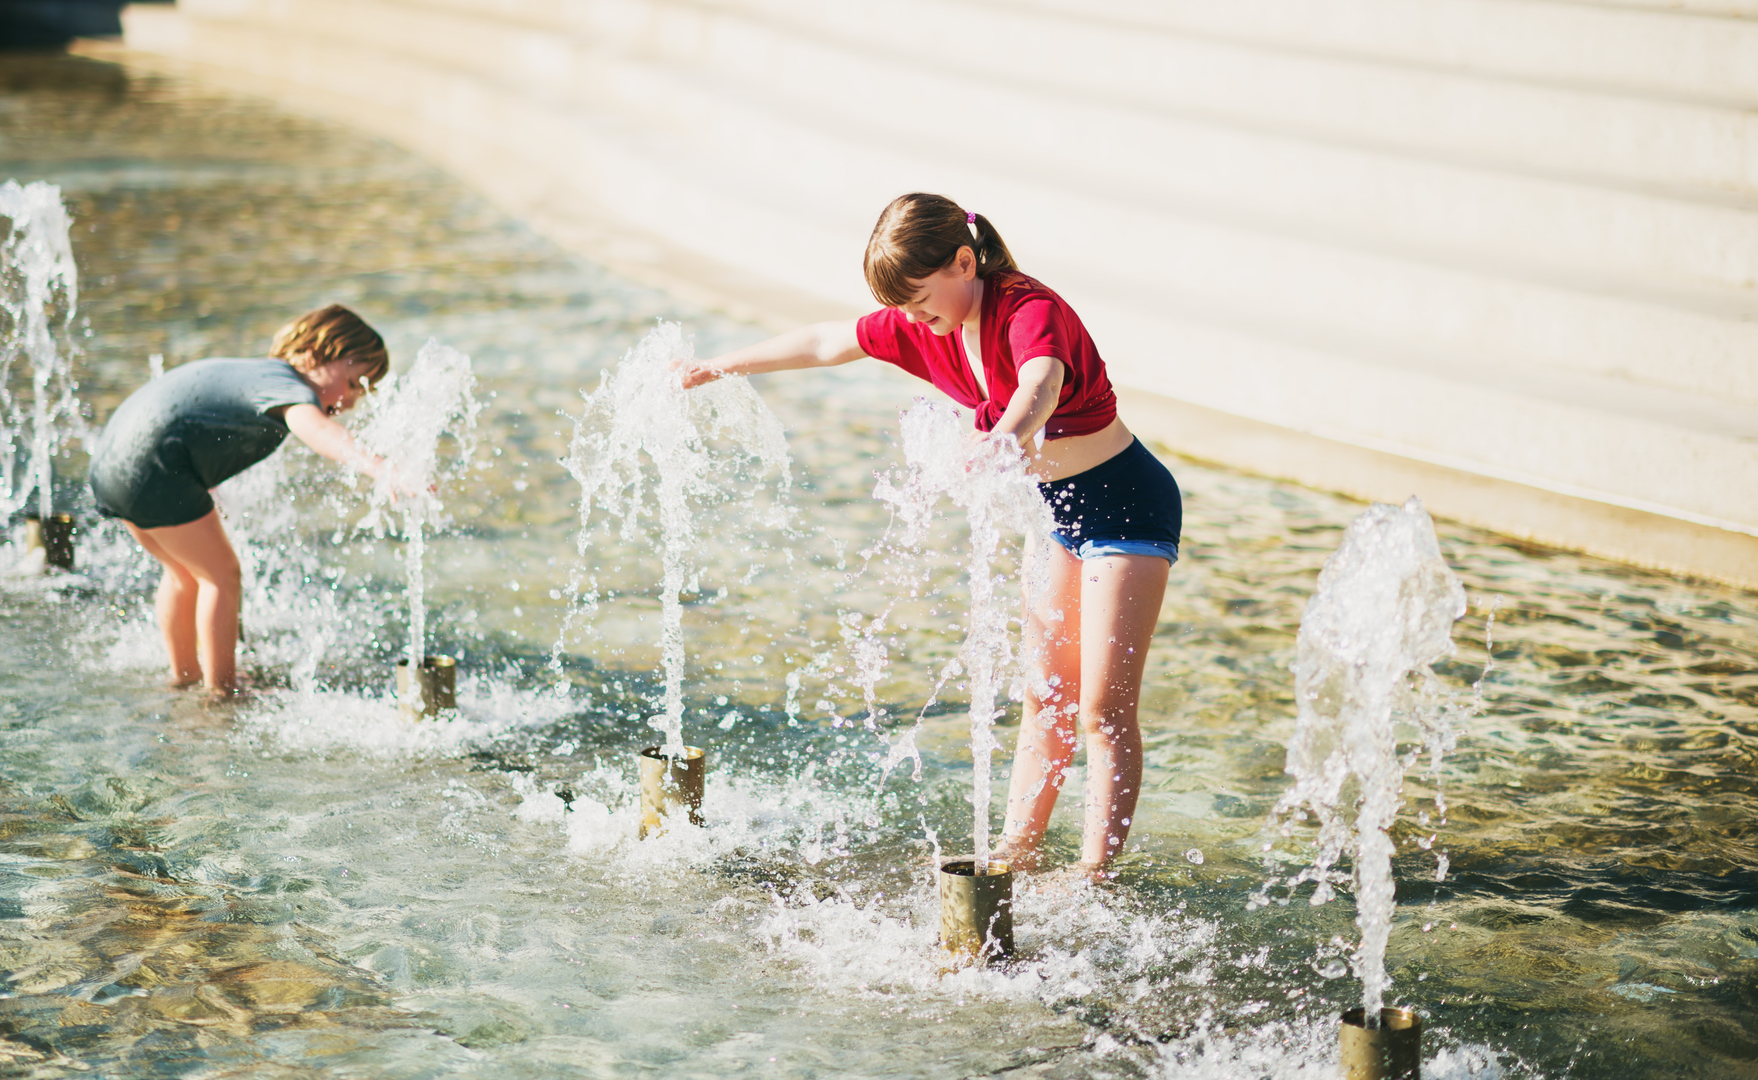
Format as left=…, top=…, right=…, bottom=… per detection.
left=0, top=52, right=1755, bottom=1079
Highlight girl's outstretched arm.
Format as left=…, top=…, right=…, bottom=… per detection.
left=283, top=402, right=383, bottom=479
left=679, top=319, right=865, bottom=388
left=989, top=355, right=1065, bottom=448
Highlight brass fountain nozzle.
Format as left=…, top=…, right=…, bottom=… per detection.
left=1340, top=1006, right=1422, bottom=1080
left=638, top=745, right=705, bottom=838
left=24, top=512, right=75, bottom=572
left=396, top=654, right=456, bottom=718
left=938, top=857, right=1013, bottom=963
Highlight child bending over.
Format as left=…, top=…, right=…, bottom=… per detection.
left=89, top=304, right=400, bottom=695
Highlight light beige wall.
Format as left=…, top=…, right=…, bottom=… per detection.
left=105, top=0, right=1758, bottom=587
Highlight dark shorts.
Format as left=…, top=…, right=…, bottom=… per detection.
left=89, top=439, right=215, bottom=531
left=1038, top=438, right=1182, bottom=564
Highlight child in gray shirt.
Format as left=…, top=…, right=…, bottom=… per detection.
left=88, top=304, right=403, bottom=695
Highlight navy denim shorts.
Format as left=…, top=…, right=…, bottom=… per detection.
left=1038, top=438, right=1182, bottom=564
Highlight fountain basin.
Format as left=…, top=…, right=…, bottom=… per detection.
left=938, top=857, right=1013, bottom=962
left=395, top=654, right=456, bottom=718
left=1340, top=1006, right=1422, bottom=1080
left=638, top=745, right=705, bottom=838
left=24, top=512, right=75, bottom=571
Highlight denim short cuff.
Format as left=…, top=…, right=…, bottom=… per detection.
left=1049, top=532, right=1180, bottom=565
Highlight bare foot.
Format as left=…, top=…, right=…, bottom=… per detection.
left=1024, top=861, right=1120, bottom=898
left=202, top=682, right=247, bottom=704
left=990, top=839, right=1043, bottom=874
left=1073, top=860, right=1119, bottom=884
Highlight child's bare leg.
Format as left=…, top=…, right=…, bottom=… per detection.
left=1076, top=553, right=1169, bottom=872
left=133, top=511, right=242, bottom=694
left=1000, top=541, right=1084, bottom=869
left=127, top=524, right=202, bottom=687
left=154, top=568, right=202, bottom=686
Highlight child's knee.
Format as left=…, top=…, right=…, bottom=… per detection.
left=197, top=554, right=242, bottom=592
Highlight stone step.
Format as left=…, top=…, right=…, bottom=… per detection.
left=556, top=107, right=1758, bottom=531
left=1000, top=0, right=1758, bottom=104
left=692, top=0, right=1758, bottom=193
left=438, top=59, right=1757, bottom=528
left=487, top=80, right=1758, bottom=529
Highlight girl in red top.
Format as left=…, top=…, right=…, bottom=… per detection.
left=682, top=193, right=1181, bottom=878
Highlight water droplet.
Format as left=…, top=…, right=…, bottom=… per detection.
left=1185, top=848, right=1204, bottom=865
left=1319, top=959, right=1348, bottom=979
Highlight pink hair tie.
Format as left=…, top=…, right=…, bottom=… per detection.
left=966, top=211, right=977, bottom=224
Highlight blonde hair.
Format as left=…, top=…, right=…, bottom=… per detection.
left=863, top=193, right=1019, bottom=308
left=270, top=304, right=389, bottom=385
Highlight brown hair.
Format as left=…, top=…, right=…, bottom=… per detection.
left=863, top=193, right=1019, bottom=307
left=270, top=304, right=390, bottom=385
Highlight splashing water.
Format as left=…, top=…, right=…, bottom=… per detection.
left=876, top=401, right=1053, bottom=872
left=562, top=322, right=790, bottom=755
left=353, top=341, right=481, bottom=675
left=0, top=181, right=82, bottom=521
left=1255, top=497, right=1467, bottom=1019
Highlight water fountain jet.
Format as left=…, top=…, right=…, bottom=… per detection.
left=1255, top=497, right=1466, bottom=1078
left=353, top=340, right=479, bottom=718
left=876, top=401, right=1052, bottom=958
left=562, top=323, right=789, bottom=834
left=1, top=181, right=83, bottom=572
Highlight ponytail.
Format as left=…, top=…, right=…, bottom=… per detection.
left=863, top=193, right=1019, bottom=307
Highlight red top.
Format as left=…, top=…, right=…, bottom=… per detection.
left=854, top=272, right=1118, bottom=439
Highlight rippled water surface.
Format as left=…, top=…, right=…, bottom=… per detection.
left=1, top=51, right=1755, bottom=1079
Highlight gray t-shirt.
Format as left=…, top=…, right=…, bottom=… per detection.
left=89, top=358, right=321, bottom=528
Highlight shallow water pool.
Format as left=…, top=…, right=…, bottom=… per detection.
left=1, top=51, right=1756, bottom=1079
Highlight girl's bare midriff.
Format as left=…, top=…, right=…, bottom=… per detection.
left=1029, top=414, right=1135, bottom=483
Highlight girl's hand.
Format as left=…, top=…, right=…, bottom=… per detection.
left=966, top=428, right=1027, bottom=471
left=675, top=361, right=723, bottom=390
left=666, top=321, right=865, bottom=389
left=375, top=461, right=429, bottom=503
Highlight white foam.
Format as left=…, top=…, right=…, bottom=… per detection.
left=233, top=677, right=566, bottom=757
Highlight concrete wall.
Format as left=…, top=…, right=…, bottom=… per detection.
left=102, top=0, right=1758, bottom=587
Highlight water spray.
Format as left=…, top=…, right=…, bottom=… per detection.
left=877, top=401, right=1052, bottom=957
left=1254, top=497, right=1466, bottom=1077
left=353, top=340, right=479, bottom=718
left=1, top=181, right=84, bottom=572
left=562, top=323, right=788, bottom=834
